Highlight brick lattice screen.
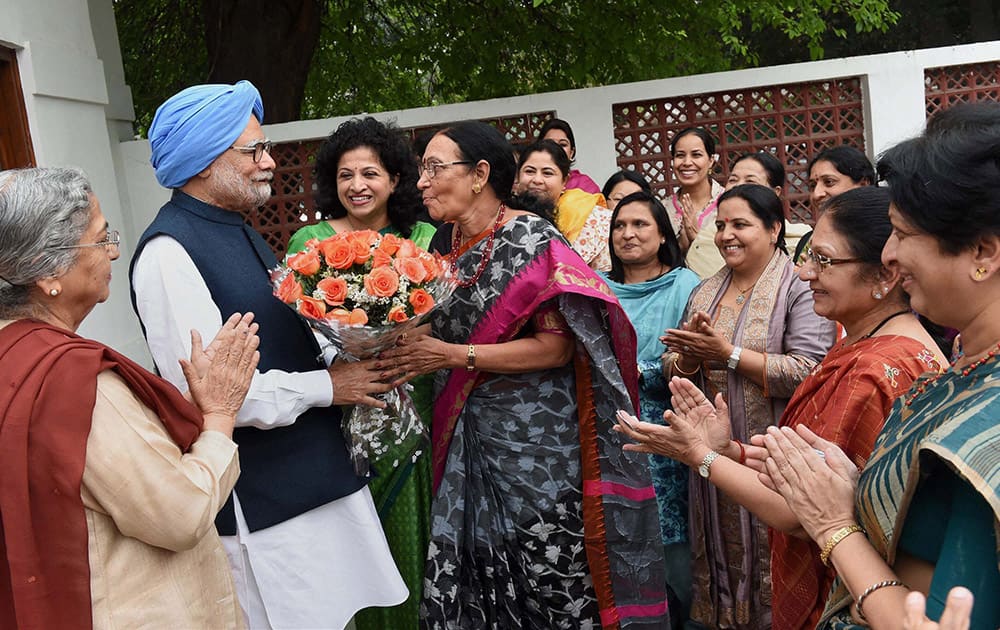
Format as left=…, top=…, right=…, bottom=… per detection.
left=925, top=61, right=1000, bottom=118
left=612, top=78, right=867, bottom=225
left=241, top=111, right=555, bottom=260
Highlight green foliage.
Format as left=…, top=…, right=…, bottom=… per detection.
left=116, top=0, right=898, bottom=135
left=114, top=0, right=207, bottom=135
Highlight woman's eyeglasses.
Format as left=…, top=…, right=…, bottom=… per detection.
left=803, top=246, right=860, bottom=272
left=52, top=230, right=121, bottom=252
left=419, top=161, right=471, bottom=179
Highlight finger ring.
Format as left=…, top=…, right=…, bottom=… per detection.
left=683, top=345, right=690, bottom=352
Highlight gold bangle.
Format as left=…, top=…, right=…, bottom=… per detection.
left=466, top=344, right=476, bottom=371
left=673, top=355, right=701, bottom=376
left=819, top=524, right=864, bottom=567
left=856, top=579, right=907, bottom=622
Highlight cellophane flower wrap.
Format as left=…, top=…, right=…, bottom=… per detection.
left=272, top=229, right=455, bottom=477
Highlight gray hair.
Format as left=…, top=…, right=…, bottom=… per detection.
left=0, top=167, right=93, bottom=318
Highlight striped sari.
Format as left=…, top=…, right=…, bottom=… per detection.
left=819, top=355, right=1000, bottom=628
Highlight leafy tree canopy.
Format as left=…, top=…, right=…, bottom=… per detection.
left=116, top=0, right=902, bottom=135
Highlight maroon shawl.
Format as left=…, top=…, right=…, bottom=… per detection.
left=0, top=319, right=203, bottom=630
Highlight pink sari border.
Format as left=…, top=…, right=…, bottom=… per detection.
left=583, top=480, right=656, bottom=502
left=432, top=236, right=638, bottom=489
left=600, top=601, right=671, bottom=626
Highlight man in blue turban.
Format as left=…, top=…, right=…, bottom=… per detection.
left=130, top=81, right=407, bottom=629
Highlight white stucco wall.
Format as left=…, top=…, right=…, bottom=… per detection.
left=1, top=0, right=148, bottom=363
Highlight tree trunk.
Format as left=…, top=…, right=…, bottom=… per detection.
left=201, top=0, right=322, bottom=123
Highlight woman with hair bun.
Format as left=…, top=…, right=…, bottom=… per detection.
left=383, top=121, right=670, bottom=628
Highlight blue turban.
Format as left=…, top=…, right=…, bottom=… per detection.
left=149, top=80, right=265, bottom=189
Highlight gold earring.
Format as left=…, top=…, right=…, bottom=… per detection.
left=472, top=183, right=482, bottom=194
left=975, top=267, right=987, bottom=280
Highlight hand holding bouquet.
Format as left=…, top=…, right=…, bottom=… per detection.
left=273, top=229, right=454, bottom=475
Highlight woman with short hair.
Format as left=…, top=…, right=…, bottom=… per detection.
left=0, top=167, right=259, bottom=629
left=763, top=102, right=1000, bottom=630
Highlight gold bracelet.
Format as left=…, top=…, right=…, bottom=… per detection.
left=466, top=344, right=476, bottom=371
left=672, top=355, right=701, bottom=376
left=856, top=579, right=907, bottom=622
left=819, top=524, right=864, bottom=567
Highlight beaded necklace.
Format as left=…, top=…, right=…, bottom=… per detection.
left=904, top=341, right=1000, bottom=406
left=448, top=203, right=506, bottom=288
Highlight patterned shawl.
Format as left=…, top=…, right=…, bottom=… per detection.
left=772, top=335, right=940, bottom=630
left=684, top=248, right=833, bottom=629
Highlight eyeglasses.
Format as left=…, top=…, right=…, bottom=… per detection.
left=419, top=161, right=471, bottom=179
left=52, top=229, right=120, bottom=252
left=803, top=246, right=860, bottom=272
left=230, top=139, right=274, bottom=163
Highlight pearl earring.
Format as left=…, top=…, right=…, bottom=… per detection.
left=49, top=288, right=59, bottom=297
left=872, top=289, right=883, bottom=300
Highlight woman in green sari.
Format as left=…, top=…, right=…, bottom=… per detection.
left=287, top=117, right=435, bottom=630
left=760, top=102, right=1000, bottom=629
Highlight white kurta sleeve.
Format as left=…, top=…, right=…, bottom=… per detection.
left=131, top=235, right=333, bottom=429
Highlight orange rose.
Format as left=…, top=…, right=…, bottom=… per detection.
left=347, top=308, right=369, bottom=325
left=327, top=307, right=368, bottom=326
left=409, top=288, right=435, bottom=315
left=316, top=277, right=348, bottom=306
left=298, top=295, right=327, bottom=319
left=287, top=249, right=321, bottom=276
left=364, top=266, right=400, bottom=298
left=420, top=253, right=442, bottom=280
left=394, top=257, right=428, bottom=284
left=351, top=235, right=372, bottom=265
left=372, top=248, right=393, bottom=269
left=303, top=238, right=320, bottom=251
left=387, top=305, right=410, bottom=323
left=320, top=237, right=355, bottom=270
left=397, top=239, right=418, bottom=258
left=378, top=233, right=402, bottom=255
left=276, top=273, right=303, bottom=304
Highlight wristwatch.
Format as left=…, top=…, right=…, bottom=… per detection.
left=727, top=346, right=743, bottom=370
left=698, top=450, right=721, bottom=478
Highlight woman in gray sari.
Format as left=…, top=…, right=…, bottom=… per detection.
left=661, top=184, right=835, bottom=628
left=384, top=122, right=669, bottom=629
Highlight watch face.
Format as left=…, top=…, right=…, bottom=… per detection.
left=698, top=465, right=710, bottom=478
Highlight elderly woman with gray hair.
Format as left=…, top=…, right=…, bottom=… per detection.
left=0, top=167, right=260, bottom=629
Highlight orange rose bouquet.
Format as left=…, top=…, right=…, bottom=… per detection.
left=271, top=229, right=455, bottom=475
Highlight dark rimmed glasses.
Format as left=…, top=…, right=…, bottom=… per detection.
left=52, top=229, right=121, bottom=252
left=419, top=160, right=471, bottom=179
left=803, top=246, right=860, bottom=272
left=230, top=139, right=274, bottom=163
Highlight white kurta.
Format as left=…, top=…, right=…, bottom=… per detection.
left=132, top=235, right=406, bottom=629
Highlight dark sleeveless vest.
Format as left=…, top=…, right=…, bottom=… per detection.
left=129, top=191, right=366, bottom=535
